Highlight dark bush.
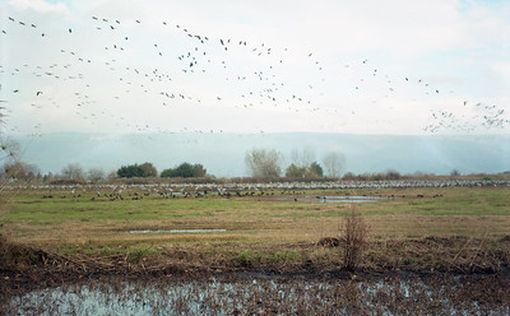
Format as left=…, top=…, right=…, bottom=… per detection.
left=285, top=164, right=307, bottom=178
left=160, top=163, right=207, bottom=178
left=307, top=162, right=324, bottom=177
left=285, top=162, right=324, bottom=179
left=117, top=162, right=157, bottom=178
left=385, top=169, right=401, bottom=180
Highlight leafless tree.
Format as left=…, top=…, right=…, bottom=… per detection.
left=106, top=170, right=118, bottom=182
left=290, top=146, right=316, bottom=167
left=87, top=168, right=105, bottom=182
left=0, top=104, right=21, bottom=217
left=2, top=161, right=39, bottom=181
left=245, top=148, right=282, bottom=177
left=61, top=163, right=84, bottom=181
left=323, top=152, right=346, bottom=178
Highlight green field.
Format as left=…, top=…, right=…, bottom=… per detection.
left=1, top=186, right=510, bottom=270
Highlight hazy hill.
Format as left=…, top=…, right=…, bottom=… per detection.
left=9, top=132, right=510, bottom=176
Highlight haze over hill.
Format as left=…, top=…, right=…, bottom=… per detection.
left=11, top=132, right=510, bottom=177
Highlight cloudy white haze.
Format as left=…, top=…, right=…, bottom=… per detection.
left=1, top=0, right=510, bottom=136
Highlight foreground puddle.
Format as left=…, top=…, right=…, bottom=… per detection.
left=5, top=275, right=508, bottom=315
left=315, top=195, right=389, bottom=203
left=128, top=229, right=227, bottom=234
left=276, top=195, right=391, bottom=203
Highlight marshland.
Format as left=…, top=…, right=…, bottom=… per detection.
left=2, top=0, right=510, bottom=314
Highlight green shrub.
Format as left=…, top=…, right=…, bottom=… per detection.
left=160, top=163, right=207, bottom=178
left=117, top=162, right=157, bottom=178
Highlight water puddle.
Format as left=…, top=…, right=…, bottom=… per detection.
left=128, top=229, right=227, bottom=234
left=315, top=195, right=389, bottom=203
left=275, top=195, right=391, bottom=203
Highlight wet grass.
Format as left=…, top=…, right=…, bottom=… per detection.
left=6, top=187, right=509, bottom=223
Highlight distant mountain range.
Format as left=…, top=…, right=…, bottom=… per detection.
left=8, top=132, right=510, bottom=176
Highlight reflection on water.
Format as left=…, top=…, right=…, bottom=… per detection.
left=129, top=229, right=227, bottom=234
left=316, top=195, right=389, bottom=203
left=7, top=275, right=508, bottom=315
left=275, top=195, right=391, bottom=203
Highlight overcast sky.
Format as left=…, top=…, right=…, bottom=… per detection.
left=1, top=0, right=509, bottom=135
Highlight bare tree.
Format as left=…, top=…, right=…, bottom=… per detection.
left=0, top=138, right=20, bottom=162
left=245, top=148, right=282, bottom=177
left=291, top=146, right=316, bottom=167
left=0, top=105, right=23, bottom=219
left=323, top=152, right=346, bottom=178
left=87, top=167, right=105, bottom=182
left=2, top=161, right=39, bottom=181
left=106, top=170, right=118, bottom=181
left=301, top=146, right=316, bottom=166
left=61, top=163, right=84, bottom=181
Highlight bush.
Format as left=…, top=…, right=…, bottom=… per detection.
left=341, top=210, right=369, bottom=271
left=234, top=250, right=256, bottom=267
left=307, top=162, right=324, bottom=177
left=342, top=172, right=356, bottom=180
left=285, top=161, right=324, bottom=178
left=450, top=169, right=461, bottom=177
left=285, top=164, right=307, bottom=178
left=160, top=163, right=207, bottom=178
left=385, top=169, right=401, bottom=180
left=139, top=162, right=158, bottom=177
left=117, top=162, right=157, bottom=178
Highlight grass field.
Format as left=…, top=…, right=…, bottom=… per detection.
left=1, top=186, right=509, bottom=271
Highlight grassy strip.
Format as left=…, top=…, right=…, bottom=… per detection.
left=2, top=235, right=509, bottom=275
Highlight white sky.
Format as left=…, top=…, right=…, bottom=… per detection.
left=1, top=0, right=510, bottom=135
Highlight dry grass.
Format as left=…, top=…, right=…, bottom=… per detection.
left=0, top=186, right=509, bottom=274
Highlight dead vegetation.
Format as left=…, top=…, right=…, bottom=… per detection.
left=1, top=234, right=509, bottom=281
left=1, top=233, right=510, bottom=312
left=340, top=209, right=369, bottom=271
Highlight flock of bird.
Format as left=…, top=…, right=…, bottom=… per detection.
left=0, top=12, right=508, bottom=136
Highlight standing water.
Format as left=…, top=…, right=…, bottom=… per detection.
left=5, top=274, right=508, bottom=315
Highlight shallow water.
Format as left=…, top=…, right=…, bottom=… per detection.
left=275, top=195, right=390, bottom=203
left=316, top=195, right=389, bottom=203
left=6, top=275, right=508, bottom=315
left=128, top=228, right=227, bottom=234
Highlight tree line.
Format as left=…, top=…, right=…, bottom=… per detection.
left=2, top=146, right=480, bottom=183
left=0, top=147, right=343, bottom=182
left=244, top=148, right=345, bottom=178
left=0, top=161, right=209, bottom=183
left=116, top=162, right=207, bottom=178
